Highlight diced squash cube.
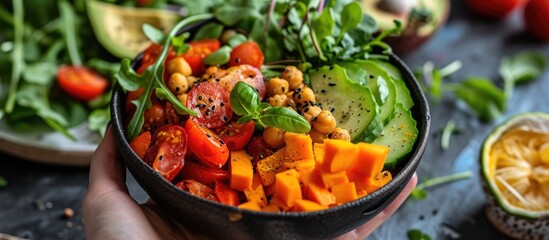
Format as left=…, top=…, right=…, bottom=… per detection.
left=313, top=143, right=325, bottom=166
left=284, top=132, right=314, bottom=162
left=262, top=203, right=282, bottom=213
left=349, top=142, right=390, bottom=177
left=281, top=158, right=316, bottom=180
left=275, top=169, right=302, bottom=207
left=293, top=199, right=328, bottom=212
left=331, top=182, right=358, bottom=204
left=264, top=183, right=276, bottom=196
left=321, top=171, right=349, bottom=189
left=257, top=149, right=285, bottom=186
left=303, top=183, right=336, bottom=206
left=244, top=174, right=268, bottom=207
left=270, top=196, right=291, bottom=211
left=323, top=139, right=359, bottom=172
left=361, top=171, right=393, bottom=194
left=230, top=151, right=254, bottom=191
left=238, top=201, right=262, bottom=211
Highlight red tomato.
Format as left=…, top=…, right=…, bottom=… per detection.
left=175, top=179, right=217, bottom=201
left=57, top=66, right=108, bottom=101
left=524, top=0, right=549, bottom=41
left=142, top=101, right=167, bottom=131
left=467, top=0, right=524, bottom=19
left=186, top=82, right=232, bottom=128
left=144, top=125, right=187, bottom=181
left=138, top=43, right=177, bottom=74
left=182, top=39, right=221, bottom=75
left=201, top=65, right=266, bottom=100
left=185, top=119, right=230, bottom=168
left=212, top=121, right=255, bottom=151
left=228, top=41, right=264, bottom=69
left=245, top=135, right=275, bottom=166
left=213, top=181, right=240, bottom=206
left=129, top=131, right=151, bottom=159
left=179, top=161, right=229, bottom=185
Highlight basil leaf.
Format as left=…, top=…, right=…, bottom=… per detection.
left=340, top=2, right=362, bottom=34
left=236, top=115, right=253, bottom=124
left=143, top=23, right=165, bottom=44
left=203, top=45, right=232, bottom=65
left=193, top=22, right=224, bottom=40
left=312, top=7, right=334, bottom=42
left=407, top=229, right=431, bottom=240
left=230, top=82, right=260, bottom=116
left=227, top=34, right=248, bottom=48
left=259, top=107, right=310, bottom=133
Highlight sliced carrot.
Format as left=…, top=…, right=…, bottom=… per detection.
left=238, top=201, right=262, bottom=211
left=284, top=132, right=314, bottom=162
left=256, top=148, right=285, bottom=186
left=275, top=169, right=302, bottom=207
left=293, top=199, right=328, bottom=212
left=244, top=174, right=268, bottom=207
left=349, top=142, right=390, bottom=177
left=321, top=171, right=349, bottom=189
left=322, top=139, right=360, bottom=172
left=229, top=150, right=254, bottom=191
left=303, top=183, right=336, bottom=206
left=331, top=182, right=358, bottom=204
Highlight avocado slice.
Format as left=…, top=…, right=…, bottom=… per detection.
left=86, top=0, right=182, bottom=58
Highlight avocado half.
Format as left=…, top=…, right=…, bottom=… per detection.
left=480, top=112, right=549, bottom=239
left=86, top=0, right=182, bottom=59
left=360, top=0, right=450, bottom=55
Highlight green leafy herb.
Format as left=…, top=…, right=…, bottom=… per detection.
left=410, top=171, right=472, bottom=200
left=193, top=22, right=224, bottom=40
left=499, top=51, right=547, bottom=98
left=142, top=23, right=166, bottom=44
left=4, top=0, right=25, bottom=114
left=454, top=78, right=505, bottom=121
left=407, top=229, right=432, bottom=240
left=59, top=0, right=82, bottom=66
left=231, top=82, right=310, bottom=133
left=0, top=175, right=7, bottom=188
left=203, top=45, right=232, bottom=65
left=440, top=120, right=459, bottom=151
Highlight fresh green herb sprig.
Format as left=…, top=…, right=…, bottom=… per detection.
left=440, top=120, right=459, bottom=151
left=0, top=175, right=7, bottom=188
left=407, top=229, right=432, bottom=240
left=499, top=51, right=547, bottom=98
left=230, top=82, right=310, bottom=133
left=410, top=171, right=472, bottom=200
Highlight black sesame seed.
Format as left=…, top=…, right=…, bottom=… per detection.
left=206, top=133, right=212, bottom=138
left=223, top=115, right=228, bottom=121
left=249, top=74, right=254, bottom=78
left=159, top=155, right=163, bottom=161
left=198, top=95, right=203, bottom=100
left=321, top=89, right=327, bottom=93
left=208, top=97, right=214, bottom=103
left=281, top=86, right=286, bottom=92
left=215, top=78, right=220, bottom=82
left=304, top=107, right=310, bottom=112
left=220, top=102, right=225, bottom=106
left=327, top=133, right=333, bottom=138
left=235, top=58, right=241, bottom=63
left=328, top=83, right=336, bottom=87
left=175, top=87, right=180, bottom=92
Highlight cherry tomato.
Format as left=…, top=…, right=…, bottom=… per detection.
left=213, top=181, right=240, bottom=206
left=175, top=179, right=217, bottom=201
left=185, top=119, right=230, bottom=168
left=186, top=82, right=232, bottom=128
left=524, top=0, right=549, bottom=41
left=228, top=41, right=265, bottom=69
left=138, top=43, right=177, bottom=74
left=213, top=121, right=255, bottom=151
left=182, top=39, right=221, bottom=75
left=129, top=131, right=151, bottom=159
left=57, top=66, right=108, bottom=101
left=142, top=101, right=167, bottom=131
left=467, top=0, right=524, bottom=19
left=179, top=161, right=229, bottom=185
left=246, top=135, right=275, bottom=166
left=202, top=64, right=266, bottom=100
left=144, top=125, right=187, bottom=181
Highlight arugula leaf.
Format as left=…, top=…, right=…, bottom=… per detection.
left=410, top=171, right=472, bottom=201
left=499, top=51, right=547, bottom=98
left=4, top=0, right=24, bottom=114
left=312, top=7, right=334, bottom=43
left=89, top=108, right=110, bottom=137
left=407, top=229, right=432, bottom=240
left=59, top=0, right=82, bottom=66
left=339, top=2, right=362, bottom=37
left=22, top=62, right=57, bottom=85
left=454, top=77, right=505, bottom=122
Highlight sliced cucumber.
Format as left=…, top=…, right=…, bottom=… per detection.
left=309, top=65, right=383, bottom=143
left=373, top=59, right=415, bottom=110
left=372, top=103, right=418, bottom=170
left=340, top=60, right=397, bottom=124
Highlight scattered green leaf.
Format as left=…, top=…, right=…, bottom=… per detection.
left=440, top=120, right=459, bottom=151
left=410, top=171, right=472, bottom=201
left=499, top=51, right=547, bottom=98
left=142, top=23, right=166, bottom=44
left=0, top=175, right=7, bottom=188
left=407, top=229, right=432, bottom=240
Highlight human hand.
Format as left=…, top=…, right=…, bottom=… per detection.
left=83, top=126, right=417, bottom=240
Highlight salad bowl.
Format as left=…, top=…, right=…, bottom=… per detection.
left=110, top=20, right=431, bottom=240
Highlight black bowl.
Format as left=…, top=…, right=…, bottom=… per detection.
left=110, top=23, right=431, bottom=240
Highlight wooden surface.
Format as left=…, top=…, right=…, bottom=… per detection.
left=0, top=1, right=548, bottom=239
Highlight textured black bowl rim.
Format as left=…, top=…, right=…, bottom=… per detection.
left=110, top=18, right=430, bottom=228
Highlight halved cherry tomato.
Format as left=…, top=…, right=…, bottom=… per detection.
left=213, top=121, right=255, bottom=151
left=186, top=82, right=232, bottom=128
left=144, top=125, right=187, bottom=181
left=185, top=119, right=230, bottom=168
left=129, top=131, right=151, bottom=159
left=524, top=0, right=549, bottom=41
left=176, top=179, right=217, bottom=201
left=57, top=66, right=108, bottom=101
left=182, top=39, right=221, bottom=75
left=179, top=161, right=229, bottom=185
left=213, top=181, right=240, bottom=206
left=142, top=101, right=167, bottom=131
left=201, top=64, right=266, bottom=100
left=228, top=41, right=264, bottom=69
left=137, top=43, right=177, bottom=74
left=246, top=135, right=275, bottom=166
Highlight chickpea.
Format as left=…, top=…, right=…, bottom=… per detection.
left=329, top=128, right=351, bottom=141
left=281, top=66, right=303, bottom=90
left=220, top=29, right=238, bottom=44
left=177, top=93, right=188, bottom=105
left=166, top=57, right=192, bottom=76
left=263, top=127, right=286, bottom=149
left=168, top=73, right=189, bottom=94
left=312, top=110, right=337, bottom=134
left=186, top=75, right=198, bottom=87
left=268, top=94, right=290, bottom=107
left=293, top=87, right=315, bottom=106
left=309, top=130, right=327, bottom=143
left=301, top=105, right=322, bottom=124
left=266, top=77, right=290, bottom=97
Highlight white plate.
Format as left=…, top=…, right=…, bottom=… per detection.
left=0, top=120, right=101, bottom=166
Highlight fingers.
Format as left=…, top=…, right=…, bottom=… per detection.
left=88, top=125, right=128, bottom=194
left=336, top=172, right=419, bottom=240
